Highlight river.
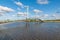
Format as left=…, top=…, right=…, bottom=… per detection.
left=0, top=22, right=60, bottom=40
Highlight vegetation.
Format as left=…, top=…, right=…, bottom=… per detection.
left=43, top=19, right=60, bottom=22
left=0, top=19, right=60, bottom=24
left=23, top=19, right=43, bottom=22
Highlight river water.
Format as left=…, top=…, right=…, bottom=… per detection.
left=0, top=22, right=60, bottom=40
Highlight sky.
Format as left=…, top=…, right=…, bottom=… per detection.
left=0, top=0, right=60, bottom=20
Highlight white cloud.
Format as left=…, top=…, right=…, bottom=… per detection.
left=0, top=6, right=14, bottom=16
left=15, top=2, right=24, bottom=8
left=44, top=14, right=48, bottom=17
left=41, top=14, right=60, bottom=20
left=30, top=15, right=37, bottom=19
left=37, top=0, right=49, bottom=4
left=0, top=6, right=14, bottom=12
left=30, top=13, right=60, bottom=20
left=40, top=14, right=48, bottom=18
left=39, top=14, right=50, bottom=20
left=33, top=9, right=43, bottom=13
left=17, top=12, right=28, bottom=16
left=30, top=14, right=48, bottom=19
left=17, top=12, right=22, bottom=15
left=0, top=14, right=4, bottom=16
left=43, top=14, right=59, bottom=20
left=53, top=14, right=60, bottom=19
left=14, top=1, right=30, bottom=11
left=12, top=15, right=16, bottom=17
left=0, top=11, right=5, bottom=14
left=53, top=14, right=55, bottom=16
left=17, top=12, right=30, bottom=19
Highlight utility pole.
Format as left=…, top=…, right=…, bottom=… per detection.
left=25, top=6, right=29, bottom=22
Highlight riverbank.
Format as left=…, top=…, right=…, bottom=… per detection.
left=0, top=19, right=60, bottom=24
left=43, top=20, right=60, bottom=22
left=0, top=19, right=43, bottom=24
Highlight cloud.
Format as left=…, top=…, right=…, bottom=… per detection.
left=17, top=12, right=28, bottom=16
left=0, top=6, right=14, bottom=16
left=40, top=14, right=48, bottom=19
left=17, top=12, right=24, bottom=15
left=14, top=1, right=24, bottom=8
left=43, top=14, right=58, bottom=20
left=30, top=13, right=60, bottom=20
left=17, top=12, right=30, bottom=19
left=0, top=14, right=4, bottom=16
left=12, top=15, right=16, bottom=17
left=14, top=1, right=29, bottom=9
left=33, top=9, right=43, bottom=13
left=30, top=14, right=48, bottom=19
left=44, top=14, right=48, bottom=17
left=0, top=6, right=14, bottom=12
left=37, top=0, right=49, bottom=4
left=38, top=14, right=50, bottom=20
left=53, top=14, right=60, bottom=19
left=41, top=14, right=60, bottom=20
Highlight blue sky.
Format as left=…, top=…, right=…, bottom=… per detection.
left=0, top=0, right=60, bottom=20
